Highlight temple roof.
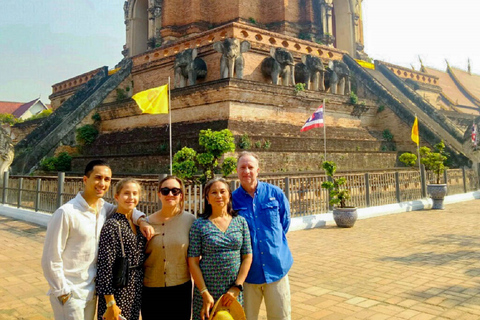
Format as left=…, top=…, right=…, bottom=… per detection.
left=424, top=67, right=476, bottom=108
left=448, top=66, right=480, bottom=105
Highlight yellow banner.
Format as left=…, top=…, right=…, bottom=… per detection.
left=411, top=117, right=419, bottom=145
left=132, top=84, right=169, bottom=114
left=355, top=59, right=375, bottom=70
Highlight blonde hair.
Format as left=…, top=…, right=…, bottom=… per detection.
left=115, top=178, right=142, bottom=196
left=158, top=175, right=185, bottom=213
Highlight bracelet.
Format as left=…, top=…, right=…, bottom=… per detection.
left=200, top=287, right=208, bottom=295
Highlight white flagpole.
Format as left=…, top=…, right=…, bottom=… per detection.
left=168, top=77, right=172, bottom=175
left=323, top=99, right=327, bottom=161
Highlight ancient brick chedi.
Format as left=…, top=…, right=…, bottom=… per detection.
left=11, top=0, right=478, bottom=174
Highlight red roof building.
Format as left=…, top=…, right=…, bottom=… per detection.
left=0, top=98, right=50, bottom=120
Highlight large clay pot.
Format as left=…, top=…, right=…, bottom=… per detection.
left=427, top=184, right=447, bottom=209
left=332, top=207, right=358, bottom=228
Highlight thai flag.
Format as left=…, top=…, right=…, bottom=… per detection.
left=300, top=105, right=324, bottom=132
left=472, top=124, right=477, bottom=146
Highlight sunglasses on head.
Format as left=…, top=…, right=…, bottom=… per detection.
left=159, top=187, right=182, bottom=196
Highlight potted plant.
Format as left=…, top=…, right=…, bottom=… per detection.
left=419, top=140, right=448, bottom=209
left=321, top=161, right=357, bottom=227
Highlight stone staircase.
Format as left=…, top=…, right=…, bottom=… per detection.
left=344, top=55, right=479, bottom=166
left=11, top=59, right=133, bottom=174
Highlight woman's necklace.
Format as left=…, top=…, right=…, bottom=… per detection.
left=210, top=214, right=232, bottom=232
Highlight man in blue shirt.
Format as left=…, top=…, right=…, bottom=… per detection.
left=232, top=151, right=293, bottom=320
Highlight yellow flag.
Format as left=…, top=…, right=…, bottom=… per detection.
left=132, top=84, right=169, bottom=114
left=411, top=116, right=419, bottom=145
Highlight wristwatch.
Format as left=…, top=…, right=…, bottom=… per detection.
left=231, top=282, right=244, bottom=292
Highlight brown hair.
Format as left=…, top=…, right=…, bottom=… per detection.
left=158, top=175, right=185, bottom=213
left=115, top=178, right=142, bottom=196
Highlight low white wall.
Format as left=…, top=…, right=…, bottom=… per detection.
left=1, top=191, right=479, bottom=231
left=289, top=191, right=480, bottom=231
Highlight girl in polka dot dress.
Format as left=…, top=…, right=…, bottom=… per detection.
left=96, top=179, right=146, bottom=320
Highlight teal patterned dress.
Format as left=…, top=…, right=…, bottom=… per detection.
left=188, top=215, right=252, bottom=320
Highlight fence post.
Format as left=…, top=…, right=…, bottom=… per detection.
left=364, top=173, right=370, bottom=207
left=462, top=167, right=467, bottom=193
left=284, top=177, right=290, bottom=200
left=420, top=165, right=427, bottom=198
left=57, top=172, right=65, bottom=209
left=2, top=171, right=9, bottom=204
left=443, top=169, right=448, bottom=185
left=35, top=178, right=41, bottom=212
left=395, top=172, right=400, bottom=203
left=17, top=177, right=23, bottom=208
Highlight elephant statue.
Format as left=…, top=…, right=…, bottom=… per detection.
left=324, top=60, right=350, bottom=95
left=213, top=38, right=251, bottom=79
left=174, top=48, right=207, bottom=88
left=261, top=47, right=295, bottom=86
left=294, top=54, right=325, bottom=91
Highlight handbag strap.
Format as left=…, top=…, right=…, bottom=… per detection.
left=116, top=220, right=126, bottom=257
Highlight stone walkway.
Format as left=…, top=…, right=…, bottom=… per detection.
left=1, top=200, right=480, bottom=319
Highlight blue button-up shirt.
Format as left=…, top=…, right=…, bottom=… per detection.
left=232, top=181, right=293, bottom=284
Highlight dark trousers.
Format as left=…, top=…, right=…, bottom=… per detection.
left=141, top=280, right=192, bottom=320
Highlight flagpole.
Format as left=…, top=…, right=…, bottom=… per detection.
left=168, top=77, right=172, bottom=175
left=323, top=99, right=327, bottom=161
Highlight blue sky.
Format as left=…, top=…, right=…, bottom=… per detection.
left=1, top=0, right=479, bottom=104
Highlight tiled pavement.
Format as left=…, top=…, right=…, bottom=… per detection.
left=1, top=200, right=480, bottom=319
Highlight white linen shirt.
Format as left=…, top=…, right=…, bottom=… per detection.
left=41, top=192, right=144, bottom=301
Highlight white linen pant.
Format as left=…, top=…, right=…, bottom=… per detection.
left=49, top=295, right=96, bottom=320
left=244, top=275, right=291, bottom=320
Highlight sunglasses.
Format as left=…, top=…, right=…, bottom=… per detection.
left=159, top=187, right=182, bottom=196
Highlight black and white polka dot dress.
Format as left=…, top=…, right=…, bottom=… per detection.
left=96, top=213, right=146, bottom=320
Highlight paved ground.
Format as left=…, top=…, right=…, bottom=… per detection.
left=1, top=200, right=480, bottom=319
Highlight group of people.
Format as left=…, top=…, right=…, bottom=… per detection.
left=41, top=152, right=293, bottom=320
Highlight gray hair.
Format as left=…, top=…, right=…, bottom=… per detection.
left=237, top=151, right=260, bottom=165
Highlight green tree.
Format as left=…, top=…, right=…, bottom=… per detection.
left=26, top=109, right=52, bottom=121
left=320, top=161, right=351, bottom=208
left=0, top=113, right=19, bottom=125
left=420, top=140, right=448, bottom=184
left=172, top=147, right=198, bottom=180
left=172, top=129, right=236, bottom=182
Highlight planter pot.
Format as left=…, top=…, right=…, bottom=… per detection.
left=333, top=207, right=358, bottom=228
left=427, top=184, right=447, bottom=210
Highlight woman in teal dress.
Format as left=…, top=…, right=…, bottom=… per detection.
left=188, top=178, right=253, bottom=320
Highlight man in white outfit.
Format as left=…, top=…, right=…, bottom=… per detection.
left=41, top=160, right=153, bottom=320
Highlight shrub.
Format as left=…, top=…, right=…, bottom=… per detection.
left=349, top=91, right=358, bottom=105
left=238, top=133, right=252, bottom=149
left=382, top=129, right=394, bottom=142
left=294, top=83, right=306, bottom=94
left=27, top=109, right=52, bottom=121
left=0, top=113, right=20, bottom=125
left=399, top=153, right=417, bottom=167
left=263, top=139, right=271, bottom=149
left=320, top=161, right=351, bottom=208
left=420, top=140, right=448, bottom=184
left=39, top=152, right=72, bottom=172
left=76, top=124, right=99, bottom=145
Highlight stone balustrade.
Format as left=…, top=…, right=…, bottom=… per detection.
left=51, top=67, right=104, bottom=94
left=379, top=61, right=439, bottom=85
